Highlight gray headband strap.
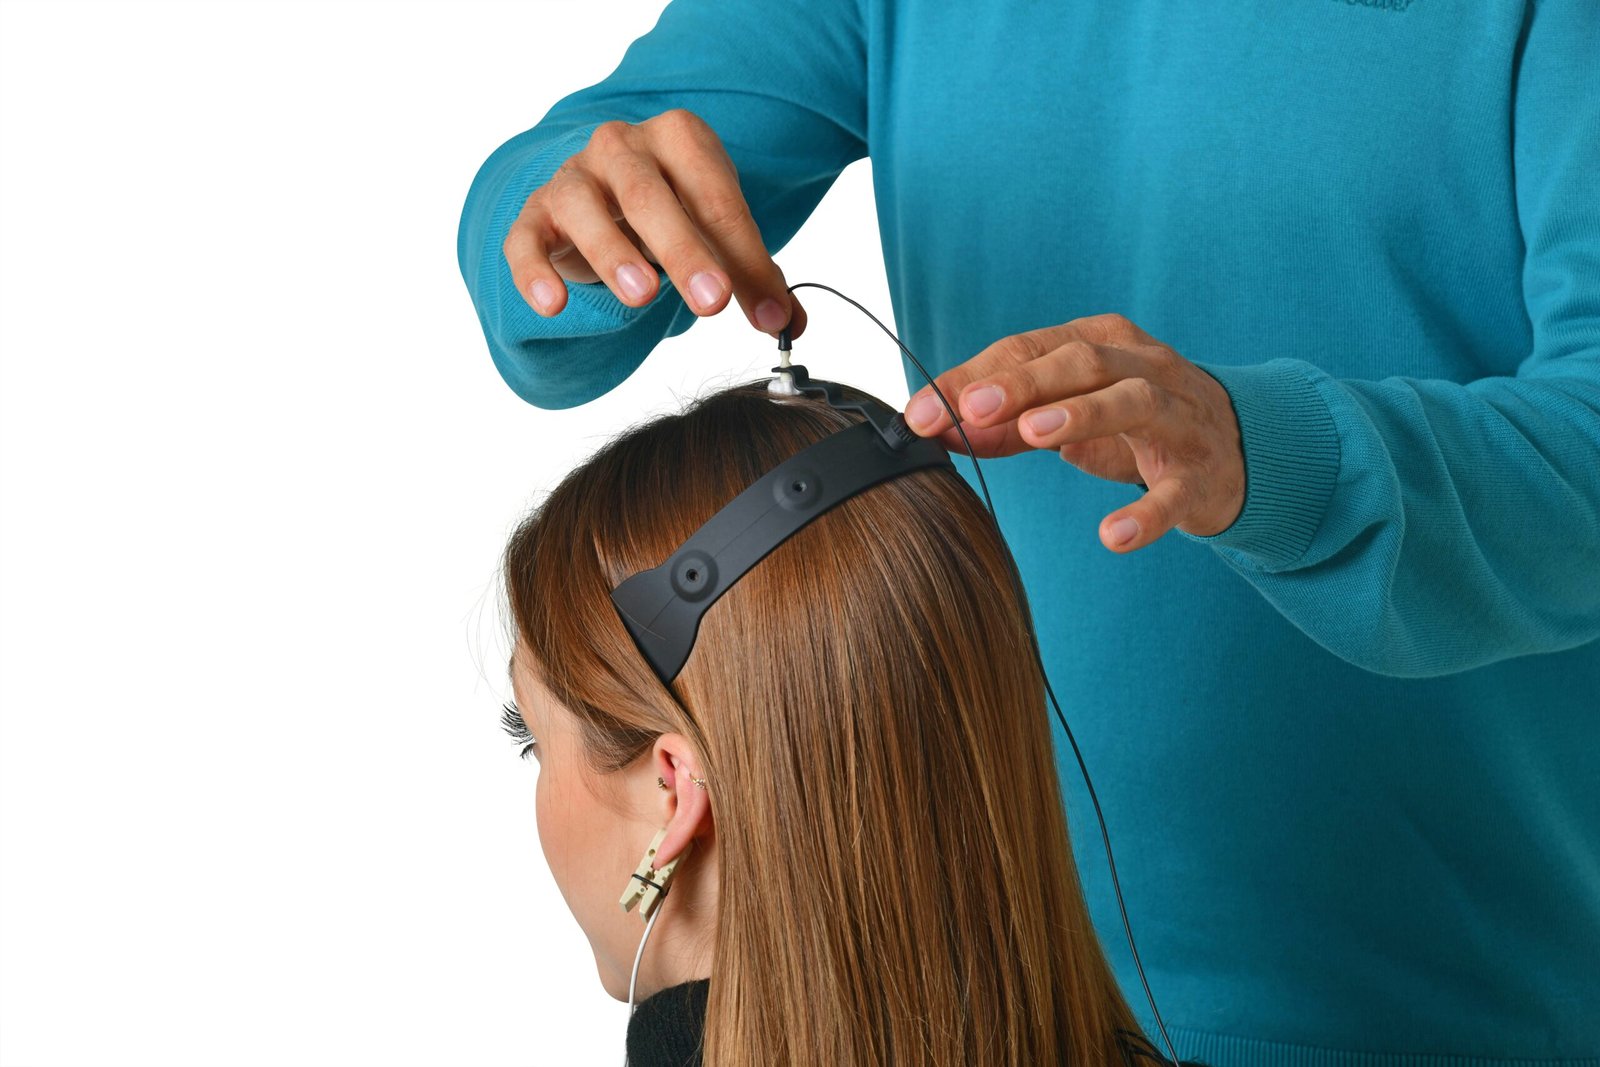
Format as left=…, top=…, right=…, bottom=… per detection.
left=609, top=368, right=955, bottom=686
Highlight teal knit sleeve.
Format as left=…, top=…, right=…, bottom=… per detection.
left=1180, top=0, right=1600, bottom=679
left=455, top=0, right=867, bottom=410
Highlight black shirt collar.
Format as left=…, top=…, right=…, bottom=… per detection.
left=624, top=978, right=710, bottom=1067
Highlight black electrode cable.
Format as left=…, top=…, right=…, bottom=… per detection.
left=779, top=282, right=1181, bottom=1067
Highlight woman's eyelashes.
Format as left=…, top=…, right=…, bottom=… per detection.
left=500, top=701, right=537, bottom=760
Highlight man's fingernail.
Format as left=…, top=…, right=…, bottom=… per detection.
left=616, top=263, right=652, bottom=301
left=907, top=393, right=942, bottom=430
left=1027, top=409, right=1066, bottom=435
left=1109, top=517, right=1140, bottom=545
left=756, top=298, right=787, bottom=331
left=688, top=271, right=724, bottom=311
left=531, top=279, right=556, bottom=312
left=963, top=385, right=1003, bottom=418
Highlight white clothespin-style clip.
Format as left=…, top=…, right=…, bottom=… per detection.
left=619, top=827, right=694, bottom=922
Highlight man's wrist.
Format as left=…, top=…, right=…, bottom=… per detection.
left=1179, top=358, right=1341, bottom=571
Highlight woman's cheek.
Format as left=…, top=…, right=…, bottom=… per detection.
left=534, top=770, right=559, bottom=873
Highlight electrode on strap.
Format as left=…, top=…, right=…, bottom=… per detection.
left=612, top=362, right=951, bottom=686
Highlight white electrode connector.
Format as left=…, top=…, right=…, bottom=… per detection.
left=767, top=323, right=800, bottom=395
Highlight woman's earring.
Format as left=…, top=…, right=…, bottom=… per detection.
left=619, top=827, right=694, bottom=922
left=660, top=773, right=709, bottom=790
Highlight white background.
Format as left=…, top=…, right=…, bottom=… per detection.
left=0, top=2, right=897, bottom=1064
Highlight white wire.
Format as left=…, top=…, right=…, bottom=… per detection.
left=622, top=900, right=665, bottom=1067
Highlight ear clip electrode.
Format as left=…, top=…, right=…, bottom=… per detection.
left=619, top=827, right=692, bottom=922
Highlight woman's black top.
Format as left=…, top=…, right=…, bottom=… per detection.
left=624, top=979, right=709, bottom=1067
left=622, top=978, right=1207, bottom=1067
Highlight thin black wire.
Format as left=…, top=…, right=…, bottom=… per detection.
left=782, top=282, right=1181, bottom=1067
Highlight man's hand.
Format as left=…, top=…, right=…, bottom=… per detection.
left=502, top=108, right=804, bottom=338
left=902, top=313, right=1245, bottom=552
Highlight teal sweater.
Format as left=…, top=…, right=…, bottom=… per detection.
left=457, top=2, right=1600, bottom=1063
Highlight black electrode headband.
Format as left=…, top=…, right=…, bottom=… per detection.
left=607, top=363, right=955, bottom=686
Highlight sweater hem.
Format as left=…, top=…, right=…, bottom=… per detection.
left=1166, top=1025, right=1598, bottom=1067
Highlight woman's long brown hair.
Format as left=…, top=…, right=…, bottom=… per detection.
left=503, top=381, right=1145, bottom=1065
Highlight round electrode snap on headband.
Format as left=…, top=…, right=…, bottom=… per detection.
left=608, top=366, right=955, bottom=685
left=608, top=282, right=1179, bottom=1066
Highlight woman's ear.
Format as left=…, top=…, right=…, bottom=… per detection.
left=649, top=732, right=711, bottom=867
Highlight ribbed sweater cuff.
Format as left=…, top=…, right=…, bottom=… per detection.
left=1180, top=358, right=1341, bottom=570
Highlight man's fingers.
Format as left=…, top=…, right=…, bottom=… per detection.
left=1019, top=375, right=1164, bottom=448
left=934, top=418, right=1034, bottom=459
left=598, top=150, right=736, bottom=316
left=903, top=331, right=1147, bottom=439
left=1060, top=312, right=1156, bottom=347
left=955, top=341, right=1146, bottom=433
left=902, top=327, right=1066, bottom=435
left=935, top=412, right=1153, bottom=472
left=907, top=371, right=1162, bottom=465
left=900, top=381, right=1033, bottom=458
left=1057, top=436, right=1142, bottom=483
left=650, top=111, right=804, bottom=338
left=616, top=217, right=657, bottom=266
left=500, top=110, right=806, bottom=334
left=547, top=166, right=666, bottom=308
left=1098, top=476, right=1194, bottom=553
left=504, top=207, right=570, bottom=317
